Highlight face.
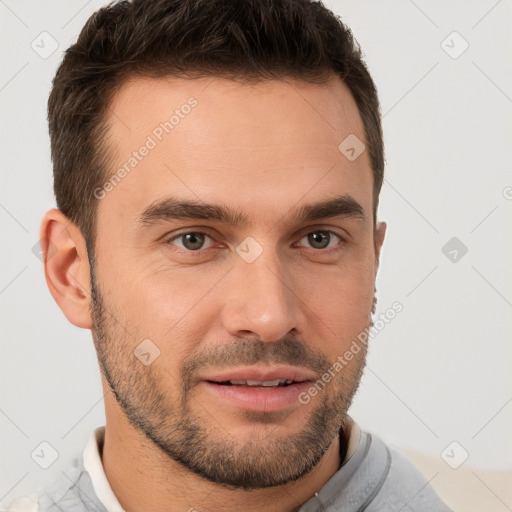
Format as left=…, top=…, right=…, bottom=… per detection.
left=89, top=75, right=383, bottom=489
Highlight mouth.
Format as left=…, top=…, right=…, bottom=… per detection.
left=201, top=365, right=315, bottom=384
left=209, top=378, right=298, bottom=388
left=199, top=366, right=315, bottom=412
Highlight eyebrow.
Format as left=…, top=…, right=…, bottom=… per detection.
left=137, top=194, right=366, bottom=230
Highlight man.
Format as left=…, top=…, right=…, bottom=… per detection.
left=11, top=0, right=451, bottom=510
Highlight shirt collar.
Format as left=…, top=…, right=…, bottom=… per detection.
left=83, top=426, right=126, bottom=512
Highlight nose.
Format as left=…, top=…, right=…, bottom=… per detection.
left=220, top=247, right=305, bottom=342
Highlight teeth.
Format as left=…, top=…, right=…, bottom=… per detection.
left=255, top=379, right=282, bottom=387
left=227, top=379, right=293, bottom=387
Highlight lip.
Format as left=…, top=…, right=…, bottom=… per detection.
left=202, top=380, right=313, bottom=412
left=199, top=365, right=317, bottom=413
left=200, top=365, right=317, bottom=384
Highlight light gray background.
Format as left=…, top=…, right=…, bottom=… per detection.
left=1, top=0, right=511, bottom=508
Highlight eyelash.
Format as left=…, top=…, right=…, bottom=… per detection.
left=165, top=229, right=346, bottom=255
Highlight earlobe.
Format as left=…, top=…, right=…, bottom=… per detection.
left=40, top=208, right=93, bottom=329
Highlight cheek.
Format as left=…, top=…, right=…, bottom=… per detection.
left=108, top=267, right=224, bottom=355
left=299, top=257, right=375, bottom=313
left=296, top=257, right=375, bottom=353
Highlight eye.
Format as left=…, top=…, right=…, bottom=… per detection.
left=167, top=232, right=215, bottom=251
left=297, top=230, right=342, bottom=250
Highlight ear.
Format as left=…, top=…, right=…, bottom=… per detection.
left=39, top=208, right=92, bottom=329
left=374, top=221, right=387, bottom=272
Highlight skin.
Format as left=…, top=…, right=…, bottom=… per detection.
left=41, top=75, right=386, bottom=512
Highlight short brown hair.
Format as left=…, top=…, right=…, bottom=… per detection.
left=48, top=0, right=384, bottom=252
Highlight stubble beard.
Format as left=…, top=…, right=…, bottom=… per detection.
left=89, top=263, right=371, bottom=489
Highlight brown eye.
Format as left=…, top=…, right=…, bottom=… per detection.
left=168, top=232, right=214, bottom=251
left=299, top=231, right=341, bottom=250
left=308, top=232, right=330, bottom=249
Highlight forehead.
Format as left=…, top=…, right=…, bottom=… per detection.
left=99, top=75, right=373, bottom=230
